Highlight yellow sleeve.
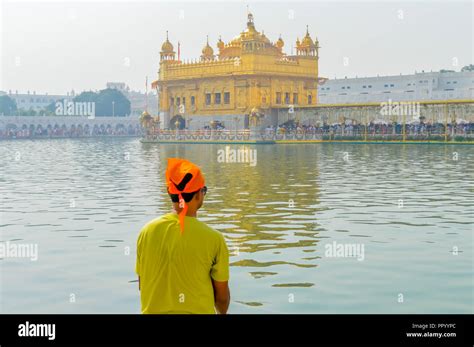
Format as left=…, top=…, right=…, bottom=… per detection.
left=135, top=230, right=143, bottom=276
left=211, top=234, right=229, bottom=282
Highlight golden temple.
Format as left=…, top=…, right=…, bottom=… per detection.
left=152, top=12, right=320, bottom=129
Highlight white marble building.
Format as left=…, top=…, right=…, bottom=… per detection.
left=318, top=70, right=474, bottom=104
left=5, top=90, right=74, bottom=111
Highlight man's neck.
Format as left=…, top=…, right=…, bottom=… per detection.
left=173, top=208, right=197, bottom=218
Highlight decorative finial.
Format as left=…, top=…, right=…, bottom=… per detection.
left=166, top=30, right=169, bottom=40
left=247, top=6, right=254, bottom=24
left=306, top=25, right=309, bottom=35
left=206, top=35, right=209, bottom=45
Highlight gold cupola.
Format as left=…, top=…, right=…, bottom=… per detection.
left=217, top=36, right=225, bottom=51
left=201, top=35, right=215, bottom=61
left=275, top=34, right=284, bottom=51
left=160, top=31, right=175, bottom=61
left=296, top=26, right=316, bottom=56
left=301, top=26, right=315, bottom=47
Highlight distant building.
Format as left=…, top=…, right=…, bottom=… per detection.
left=127, top=90, right=159, bottom=117
left=318, top=70, right=474, bottom=104
left=106, top=82, right=158, bottom=117
left=106, top=82, right=128, bottom=93
left=6, top=90, right=75, bottom=111
left=2, top=85, right=157, bottom=117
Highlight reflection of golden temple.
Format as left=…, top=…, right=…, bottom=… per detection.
left=153, top=12, right=319, bottom=129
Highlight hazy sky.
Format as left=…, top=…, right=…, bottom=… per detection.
left=1, top=0, right=472, bottom=95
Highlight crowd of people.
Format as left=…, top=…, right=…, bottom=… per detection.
left=0, top=124, right=143, bottom=139
left=3, top=120, right=473, bottom=141
left=265, top=120, right=474, bottom=138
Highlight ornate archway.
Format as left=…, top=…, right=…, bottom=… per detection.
left=169, top=115, right=185, bottom=130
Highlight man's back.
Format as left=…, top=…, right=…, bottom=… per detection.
left=136, top=213, right=229, bottom=314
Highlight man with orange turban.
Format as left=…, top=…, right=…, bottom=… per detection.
left=135, top=158, right=230, bottom=314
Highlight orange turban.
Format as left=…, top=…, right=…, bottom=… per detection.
left=166, top=158, right=205, bottom=233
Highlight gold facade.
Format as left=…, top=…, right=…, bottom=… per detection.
left=153, top=13, right=320, bottom=128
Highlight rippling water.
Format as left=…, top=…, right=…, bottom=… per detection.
left=0, top=138, right=472, bottom=313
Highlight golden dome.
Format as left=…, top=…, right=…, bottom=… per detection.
left=161, top=31, right=174, bottom=52
left=142, top=110, right=151, bottom=117
left=202, top=36, right=214, bottom=56
left=276, top=35, right=284, bottom=49
left=218, top=13, right=282, bottom=58
left=301, top=35, right=315, bottom=47
left=201, top=36, right=214, bottom=59
left=233, top=13, right=267, bottom=42
left=217, top=36, right=225, bottom=50
left=202, top=44, right=214, bottom=56
left=300, top=26, right=315, bottom=47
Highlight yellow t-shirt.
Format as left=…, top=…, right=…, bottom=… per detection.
left=135, top=212, right=229, bottom=314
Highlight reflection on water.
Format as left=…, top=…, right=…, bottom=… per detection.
left=0, top=138, right=472, bottom=313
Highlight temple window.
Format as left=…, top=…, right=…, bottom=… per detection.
left=224, top=92, right=230, bottom=104
left=276, top=92, right=282, bottom=104
left=285, top=92, right=290, bottom=104
left=191, top=96, right=195, bottom=106
left=308, top=94, right=312, bottom=104
left=215, top=93, right=221, bottom=104
left=176, top=97, right=180, bottom=105
left=293, top=93, right=298, bottom=104
left=205, top=93, right=211, bottom=105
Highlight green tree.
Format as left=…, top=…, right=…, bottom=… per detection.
left=95, top=88, right=130, bottom=117
left=461, top=64, right=474, bottom=72
left=0, top=95, right=18, bottom=115
left=45, top=101, right=57, bottom=115
left=61, top=89, right=131, bottom=117
left=73, top=91, right=98, bottom=103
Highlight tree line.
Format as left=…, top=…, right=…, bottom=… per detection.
left=0, top=88, right=131, bottom=117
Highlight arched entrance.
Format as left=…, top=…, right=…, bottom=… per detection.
left=169, top=115, right=185, bottom=130
left=115, top=123, right=125, bottom=135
